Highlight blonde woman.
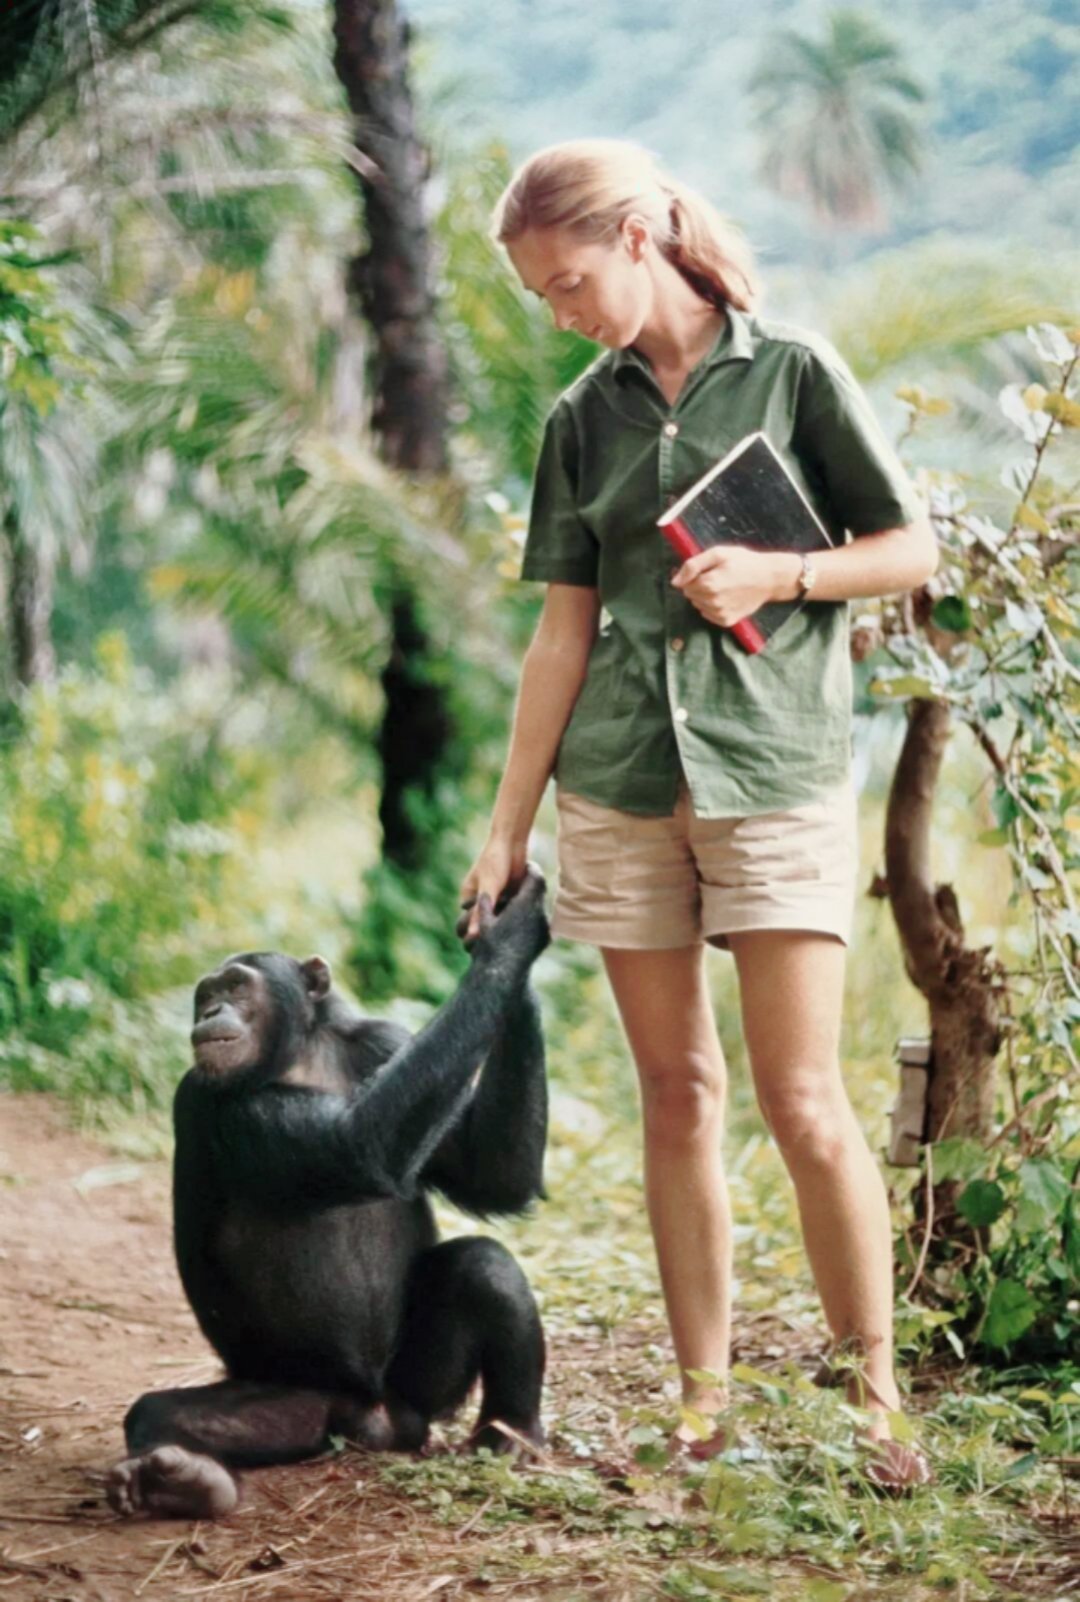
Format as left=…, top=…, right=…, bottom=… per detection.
left=459, top=139, right=936, bottom=1489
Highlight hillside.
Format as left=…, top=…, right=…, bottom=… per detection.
left=406, top=0, right=1080, bottom=267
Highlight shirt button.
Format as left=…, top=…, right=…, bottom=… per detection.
left=663, top=421, right=679, bottom=438
left=674, top=706, right=689, bottom=722
left=670, top=637, right=685, bottom=652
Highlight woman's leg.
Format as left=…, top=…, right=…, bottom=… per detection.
left=601, top=944, right=732, bottom=1424
left=726, top=929, right=904, bottom=1428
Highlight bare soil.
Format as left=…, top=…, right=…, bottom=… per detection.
left=0, top=1092, right=716, bottom=1602
left=2, top=1093, right=1077, bottom=1602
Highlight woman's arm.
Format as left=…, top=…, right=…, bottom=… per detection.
left=766, top=515, right=939, bottom=602
left=672, top=516, right=938, bottom=624
left=488, top=582, right=601, bottom=843
left=459, top=582, right=599, bottom=941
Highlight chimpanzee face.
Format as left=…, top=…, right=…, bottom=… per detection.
left=191, top=960, right=271, bottom=1078
left=190, top=953, right=333, bottom=1084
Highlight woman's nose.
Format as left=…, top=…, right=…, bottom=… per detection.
left=554, top=308, right=577, bottom=333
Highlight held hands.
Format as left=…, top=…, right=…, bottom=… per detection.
left=458, top=836, right=530, bottom=944
left=456, top=861, right=550, bottom=971
left=671, top=546, right=789, bottom=629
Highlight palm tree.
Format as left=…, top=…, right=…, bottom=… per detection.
left=748, top=9, right=926, bottom=234
left=0, top=222, right=98, bottom=694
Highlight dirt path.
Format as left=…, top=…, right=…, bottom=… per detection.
left=0, top=1092, right=723, bottom=1602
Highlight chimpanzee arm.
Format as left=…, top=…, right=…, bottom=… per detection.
left=172, top=1072, right=228, bottom=1314
left=212, top=937, right=545, bottom=1208
left=355, top=956, right=537, bottom=1192
left=422, top=982, right=547, bottom=1216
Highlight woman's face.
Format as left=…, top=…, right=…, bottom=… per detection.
left=506, top=222, right=651, bottom=349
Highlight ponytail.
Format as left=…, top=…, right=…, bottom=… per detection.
left=661, top=176, right=758, bottom=312
left=492, top=139, right=760, bottom=312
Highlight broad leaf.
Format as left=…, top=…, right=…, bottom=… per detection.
left=958, top=1179, right=1006, bottom=1227
left=983, top=1279, right=1037, bottom=1349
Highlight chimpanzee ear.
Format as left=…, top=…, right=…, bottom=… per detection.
left=301, top=956, right=332, bottom=999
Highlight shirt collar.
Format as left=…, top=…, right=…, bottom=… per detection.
left=611, top=303, right=756, bottom=385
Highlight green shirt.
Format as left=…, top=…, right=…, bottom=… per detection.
left=518, top=304, right=923, bottom=818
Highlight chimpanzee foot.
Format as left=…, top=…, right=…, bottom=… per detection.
left=106, top=1446, right=238, bottom=1519
left=336, top=1399, right=428, bottom=1453
left=469, top=1417, right=545, bottom=1459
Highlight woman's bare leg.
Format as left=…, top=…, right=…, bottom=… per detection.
left=726, top=930, right=910, bottom=1439
left=601, top=944, right=731, bottom=1427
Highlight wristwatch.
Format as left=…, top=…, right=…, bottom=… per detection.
left=796, top=552, right=817, bottom=597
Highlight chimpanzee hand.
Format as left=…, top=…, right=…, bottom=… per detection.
left=458, top=862, right=549, bottom=974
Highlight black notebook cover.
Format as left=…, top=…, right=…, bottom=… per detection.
left=658, top=431, right=834, bottom=647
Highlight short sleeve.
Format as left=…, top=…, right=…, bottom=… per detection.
left=518, top=403, right=600, bottom=585
left=795, top=343, right=923, bottom=536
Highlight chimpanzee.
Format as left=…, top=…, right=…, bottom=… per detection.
left=106, top=866, right=550, bottom=1520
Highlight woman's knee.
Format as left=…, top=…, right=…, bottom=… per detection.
left=757, top=1076, right=856, bottom=1167
left=639, top=1053, right=726, bottom=1145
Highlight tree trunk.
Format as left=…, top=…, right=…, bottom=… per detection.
left=331, top=0, right=454, bottom=874
left=3, top=506, right=57, bottom=690
left=884, top=696, right=1005, bottom=1226
left=332, top=0, right=449, bottom=474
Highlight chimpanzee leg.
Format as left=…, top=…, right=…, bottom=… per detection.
left=385, top=1237, right=545, bottom=1454
left=107, top=1380, right=397, bottom=1519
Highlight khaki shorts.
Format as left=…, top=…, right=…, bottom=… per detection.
left=551, top=774, right=859, bottom=951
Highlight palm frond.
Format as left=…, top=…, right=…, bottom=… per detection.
left=827, top=239, right=1080, bottom=380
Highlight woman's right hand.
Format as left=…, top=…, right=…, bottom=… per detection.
left=457, top=835, right=530, bottom=946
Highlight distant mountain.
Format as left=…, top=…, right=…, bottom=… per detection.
left=406, top=0, right=1080, bottom=269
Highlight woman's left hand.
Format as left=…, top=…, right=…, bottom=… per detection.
left=671, top=546, right=782, bottom=628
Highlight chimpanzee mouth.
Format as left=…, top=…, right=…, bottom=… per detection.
left=192, top=1030, right=243, bottom=1062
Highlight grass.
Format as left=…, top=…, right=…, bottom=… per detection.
left=3, top=711, right=1074, bottom=1597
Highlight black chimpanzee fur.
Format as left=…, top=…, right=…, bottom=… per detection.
left=106, top=866, right=550, bottom=1520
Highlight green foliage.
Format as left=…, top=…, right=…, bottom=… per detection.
left=370, top=1361, right=1074, bottom=1598
left=869, top=323, right=1080, bottom=1360
left=0, top=219, right=80, bottom=415
left=0, top=983, right=187, bottom=1119
left=433, top=138, right=597, bottom=485
left=0, top=0, right=297, bottom=140
left=826, top=238, right=1079, bottom=384
left=0, top=630, right=266, bottom=1031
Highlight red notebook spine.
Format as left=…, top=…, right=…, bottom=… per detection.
left=660, top=517, right=766, bottom=655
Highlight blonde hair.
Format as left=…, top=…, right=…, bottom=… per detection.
left=491, top=138, right=759, bottom=312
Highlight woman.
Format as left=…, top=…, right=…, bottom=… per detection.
left=459, top=139, right=937, bottom=1489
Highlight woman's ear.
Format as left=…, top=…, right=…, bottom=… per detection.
left=620, top=213, right=650, bottom=262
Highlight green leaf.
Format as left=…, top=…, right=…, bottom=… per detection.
left=1015, top=1159, right=1072, bottom=1232
left=932, top=594, right=972, bottom=632
left=931, top=1137, right=989, bottom=1184
left=983, top=1280, right=1037, bottom=1349
left=675, top=1565, right=771, bottom=1596
left=1064, top=1196, right=1080, bottom=1280
left=958, top=1179, right=1006, bottom=1227
left=1001, top=1451, right=1039, bottom=1481
left=628, top=1424, right=662, bottom=1445
left=802, top=1584, right=850, bottom=1602
left=991, top=786, right=1021, bottom=830
left=976, top=826, right=1010, bottom=847
left=868, top=674, right=936, bottom=699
